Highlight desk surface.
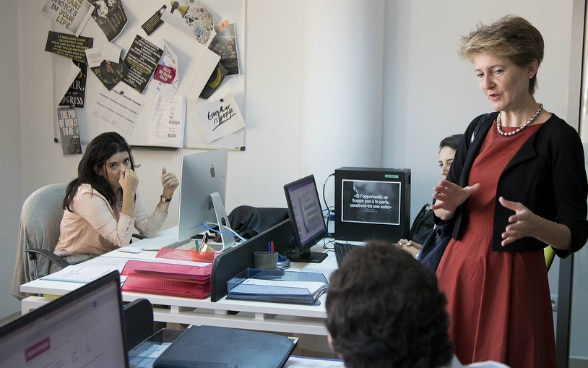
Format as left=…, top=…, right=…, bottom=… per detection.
left=20, top=232, right=338, bottom=336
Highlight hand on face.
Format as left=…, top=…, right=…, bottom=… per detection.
left=161, top=167, right=179, bottom=198
left=118, top=168, right=139, bottom=194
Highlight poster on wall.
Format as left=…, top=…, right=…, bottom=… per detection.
left=194, top=92, right=245, bottom=143
left=87, top=0, right=128, bottom=42
left=51, top=0, right=246, bottom=150
left=56, top=106, right=82, bottom=155
left=41, top=0, right=94, bottom=37
left=122, top=35, right=164, bottom=94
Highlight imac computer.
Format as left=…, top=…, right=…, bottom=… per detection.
left=334, top=167, right=411, bottom=242
left=178, top=149, right=235, bottom=250
left=283, top=174, right=328, bottom=263
left=0, top=271, right=129, bottom=368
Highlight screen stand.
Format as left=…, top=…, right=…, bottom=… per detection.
left=287, top=249, right=328, bottom=263
left=209, top=192, right=236, bottom=251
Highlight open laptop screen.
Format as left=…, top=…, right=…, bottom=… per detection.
left=0, top=271, right=128, bottom=368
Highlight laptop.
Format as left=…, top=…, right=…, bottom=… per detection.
left=0, top=271, right=129, bottom=368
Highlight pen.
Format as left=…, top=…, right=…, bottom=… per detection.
left=271, top=241, right=275, bottom=253
left=268, top=241, right=271, bottom=253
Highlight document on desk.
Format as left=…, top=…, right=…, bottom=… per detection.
left=227, top=269, right=328, bottom=305
left=40, top=257, right=129, bottom=283
left=235, top=279, right=326, bottom=296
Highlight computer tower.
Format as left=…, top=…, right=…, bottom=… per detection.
left=334, top=167, right=411, bottom=242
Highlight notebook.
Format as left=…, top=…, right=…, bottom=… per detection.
left=153, top=325, right=297, bottom=368
left=0, top=271, right=128, bottom=368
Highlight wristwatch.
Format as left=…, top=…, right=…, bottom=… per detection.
left=160, top=195, right=172, bottom=203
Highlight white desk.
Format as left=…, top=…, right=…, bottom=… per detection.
left=20, top=237, right=338, bottom=337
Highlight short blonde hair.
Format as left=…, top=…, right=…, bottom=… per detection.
left=459, top=15, right=544, bottom=94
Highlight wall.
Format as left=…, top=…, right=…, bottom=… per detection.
left=3, top=0, right=587, bottom=361
left=0, top=0, right=23, bottom=316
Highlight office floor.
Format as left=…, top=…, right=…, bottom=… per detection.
left=0, top=311, right=19, bottom=327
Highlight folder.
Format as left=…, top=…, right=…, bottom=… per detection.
left=227, top=269, right=328, bottom=305
left=121, top=260, right=212, bottom=298
left=153, top=325, right=297, bottom=368
left=156, top=247, right=217, bottom=263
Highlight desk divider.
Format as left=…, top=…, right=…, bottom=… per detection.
left=209, top=219, right=294, bottom=302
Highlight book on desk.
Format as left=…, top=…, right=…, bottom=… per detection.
left=152, top=325, right=297, bottom=368
left=227, top=268, right=328, bottom=306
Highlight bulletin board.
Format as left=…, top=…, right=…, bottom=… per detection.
left=50, top=0, right=246, bottom=150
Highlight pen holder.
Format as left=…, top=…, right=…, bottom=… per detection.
left=254, top=252, right=278, bottom=269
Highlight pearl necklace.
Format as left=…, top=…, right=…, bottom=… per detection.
left=496, top=103, right=543, bottom=137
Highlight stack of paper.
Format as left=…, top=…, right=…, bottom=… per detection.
left=227, top=269, right=328, bottom=305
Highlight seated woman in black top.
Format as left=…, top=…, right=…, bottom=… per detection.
left=397, top=134, right=463, bottom=257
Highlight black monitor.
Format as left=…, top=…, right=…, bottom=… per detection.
left=0, top=271, right=128, bottom=368
left=283, top=175, right=328, bottom=263
left=334, top=167, right=410, bottom=242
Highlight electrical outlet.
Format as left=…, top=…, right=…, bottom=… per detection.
left=551, top=294, right=558, bottom=312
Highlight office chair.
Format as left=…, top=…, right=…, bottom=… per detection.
left=544, top=246, right=556, bottom=271
left=11, top=183, right=91, bottom=300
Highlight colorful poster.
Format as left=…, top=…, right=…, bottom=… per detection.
left=56, top=106, right=82, bottom=155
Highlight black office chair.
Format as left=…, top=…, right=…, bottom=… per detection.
left=123, top=298, right=155, bottom=351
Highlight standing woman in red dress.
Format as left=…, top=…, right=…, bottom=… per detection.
left=431, top=15, right=588, bottom=368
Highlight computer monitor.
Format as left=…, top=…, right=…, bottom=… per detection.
left=0, top=271, right=128, bottom=368
left=177, top=149, right=235, bottom=250
left=283, top=175, right=328, bottom=263
left=334, top=167, right=411, bottom=242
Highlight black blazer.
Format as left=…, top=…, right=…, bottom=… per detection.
left=444, top=112, right=588, bottom=257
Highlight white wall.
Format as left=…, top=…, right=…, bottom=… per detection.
left=3, top=0, right=587, bottom=360
left=0, top=0, right=23, bottom=316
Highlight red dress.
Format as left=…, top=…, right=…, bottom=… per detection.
left=436, top=122, right=556, bottom=368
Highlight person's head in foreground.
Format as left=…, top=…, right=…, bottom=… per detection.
left=325, top=240, right=453, bottom=368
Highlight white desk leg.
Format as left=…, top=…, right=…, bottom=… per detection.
left=21, top=296, right=52, bottom=315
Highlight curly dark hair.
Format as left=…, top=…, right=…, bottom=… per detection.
left=325, top=240, right=453, bottom=368
left=63, top=132, right=135, bottom=210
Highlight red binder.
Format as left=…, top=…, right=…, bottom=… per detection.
left=121, top=260, right=212, bottom=299
left=155, top=248, right=217, bottom=263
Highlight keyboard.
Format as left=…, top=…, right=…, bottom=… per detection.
left=334, top=242, right=359, bottom=266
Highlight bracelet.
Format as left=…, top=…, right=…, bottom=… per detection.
left=160, top=195, right=172, bottom=203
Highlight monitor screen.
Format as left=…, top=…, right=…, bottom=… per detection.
left=335, top=167, right=410, bottom=242
left=283, top=175, right=328, bottom=263
left=178, top=149, right=230, bottom=246
left=0, top=271, right=128, bottom=368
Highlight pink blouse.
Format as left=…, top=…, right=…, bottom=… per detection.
left=55, top=184, right=167, bottom=256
